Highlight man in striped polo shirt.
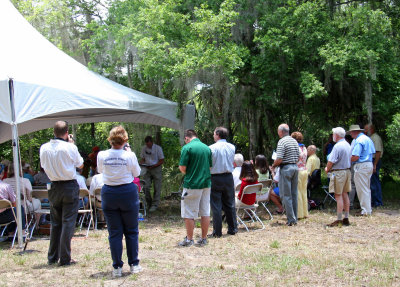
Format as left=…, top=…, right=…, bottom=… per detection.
left=271, top=124, right=300, bottom=226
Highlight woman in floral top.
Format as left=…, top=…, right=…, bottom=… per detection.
left=292, top=132, right=308, bottom=219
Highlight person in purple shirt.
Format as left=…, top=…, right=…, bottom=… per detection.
left=0, top=164, right=26, bottom=235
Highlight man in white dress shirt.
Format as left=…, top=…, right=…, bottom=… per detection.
left=209, top=127, right=237, bottom=237
left=40, top=121, right=83, bottom=266
left=140, top=136, right=164, bottom=212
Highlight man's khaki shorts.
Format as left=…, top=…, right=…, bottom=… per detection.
left=181, top=188, right=210, bottom=219
left=329, top=169, right=351, bottom=195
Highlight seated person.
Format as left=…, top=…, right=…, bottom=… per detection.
left=0, top=164, right=26, bottom=235
left=21, top=162, right=34, bottom=185
left=33, top=167, right=50, bottom=186
left=232, top=153, right=244, bottom=189
left=89, top=173, right=104, bottom=222
left=306, top=145, right=321, bottom=190
left=236, top=161, right=259, bottom=206
left=76, top=168, right=89, bottom=209
left=254, top=154, right=270, bottom=200
left=268, top=166, right=284, bottom=214
left=3, top=165, right=41, bottom=214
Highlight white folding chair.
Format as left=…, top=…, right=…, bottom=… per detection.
left=322, top=185, right=336, bottom=206
left=0, top=199, right=19, bottom=248
left=236, top=183, right=265, bottom=232
left=256, top=179, right=274, bottom=220
left=31, top=189, right=51, bottom=235
left=77, top=188, right=94, bottom=237
left=93, top=188, right=105, bottom=230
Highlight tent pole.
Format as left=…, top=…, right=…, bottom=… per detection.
left=9, top=79, right=24, bottom=248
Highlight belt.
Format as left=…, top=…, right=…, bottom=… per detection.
left=280, top=163, right=296, bottom=166
left=211, top=172, right=231, bottom=176
left=51, top=179, right=77, bottom=183
left=331, top=168, right=350, bottom=171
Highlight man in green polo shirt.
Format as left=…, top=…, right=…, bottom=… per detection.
left=178, top=129, right=212, bottom=247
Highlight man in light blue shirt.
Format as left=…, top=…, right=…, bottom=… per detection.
left=209, top=127, right=237, bottom=237
left=349, top=124, right=375, bottom=216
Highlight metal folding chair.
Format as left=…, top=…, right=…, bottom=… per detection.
left=31, top=189, right=51, bottom=235
left=93, top=188, right=105, bottom=230
left=77, top=188, right=94, bottom=237
left=322, top=185, right=336, bottom=206
left=236, top=183, right=265, bottom=232
left=0, top=199, right=19, bottom=248
left=256, top=179, right=274, bottom=220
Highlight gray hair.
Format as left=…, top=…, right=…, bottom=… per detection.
left=234, top=153, right=244, bottom=167
left=332, top=127, right=346, bottom=138
left=307, top=145, right=317, bottom=152
left=278, top=124, right=290, bottom=135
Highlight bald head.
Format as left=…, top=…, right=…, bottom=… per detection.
left=364, top=124, right=375, bottom=136
left=54, top=121, right=68, bottom=138
left=277, top=124, right=289, bottom=138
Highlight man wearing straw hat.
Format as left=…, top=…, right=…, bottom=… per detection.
left=348, top=124, right=375, bottom=216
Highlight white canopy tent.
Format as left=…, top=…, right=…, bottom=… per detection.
left=0, top=0, right=194, bottom=247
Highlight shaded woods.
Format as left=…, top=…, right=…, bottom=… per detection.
left=5, top=0, right=400, bottom=178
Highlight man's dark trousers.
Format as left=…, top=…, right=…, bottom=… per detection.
left=210, top=173, right=237, bottom=236
left=48, top=180, right=79, bottom=265
left=371, top=159, right=383, bottom=207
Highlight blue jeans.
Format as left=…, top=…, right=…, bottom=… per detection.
left=278, top=164, right=299, bottom=224
left=102, top=183, right=139, bottom=269
left=371, top=159, right=383, bottom=207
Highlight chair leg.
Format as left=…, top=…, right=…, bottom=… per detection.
left=236, top=211, right=249, bottom=232
left=86, top=215, right=92, bottom=237
left=249, top=209, right=265, bottom=230
left=11, top=228, right=18, bottom=248
left=261, top=202, right=274, bottom=220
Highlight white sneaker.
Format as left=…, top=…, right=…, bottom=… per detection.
left=112, top=267, right=122, bottom=278
left=130, top=264, right=143, bottom=274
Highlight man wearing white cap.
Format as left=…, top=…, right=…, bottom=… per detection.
left=348, top=124, right=375, bottom=216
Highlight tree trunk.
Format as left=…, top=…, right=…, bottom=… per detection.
left=364, top=80, right=373, bottom=124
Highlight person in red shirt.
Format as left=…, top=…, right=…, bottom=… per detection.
left=237, top=161, right=259, bottom=205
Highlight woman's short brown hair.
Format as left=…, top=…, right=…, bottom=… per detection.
left=291, top=131, right=303, bottom=143
left=107, top=126, right=128, bottom=146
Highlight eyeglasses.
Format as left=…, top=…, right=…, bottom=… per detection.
left=145, top=151, right=152, bottom=155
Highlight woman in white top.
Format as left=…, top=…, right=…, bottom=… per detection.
left=97, top=126, right=142, bottom=277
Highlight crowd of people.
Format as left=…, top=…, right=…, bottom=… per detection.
left=0, top=120, right=384, bottom=278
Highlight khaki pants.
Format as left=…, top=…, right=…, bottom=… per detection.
left=297, top=170, right=308, bottom=219
left=353, top=162, right=373, bottom=215
left=142, top=165, right=163, bottom=208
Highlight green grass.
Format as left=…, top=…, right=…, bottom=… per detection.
left=269, top=240, right=280, bottom=249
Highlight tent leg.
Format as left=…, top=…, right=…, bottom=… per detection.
left=9, top=79, right=24, bottom=248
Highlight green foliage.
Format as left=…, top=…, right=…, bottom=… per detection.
left=8, top=0, right=400, bottom=178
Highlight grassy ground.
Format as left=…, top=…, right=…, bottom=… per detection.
left=0, top=198, right=399, bottom=287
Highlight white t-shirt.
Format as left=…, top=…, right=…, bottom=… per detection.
left=140, top=144, right=164, bottom=166
left=40, top=139, right=83, bottom=181
left=89, top=173, right=104, bottom=196
left=97, top=148, right=141, bottom=186
left=232, top=166, right=242, bottom=188
left=76, top=173, right=88, bottom=190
